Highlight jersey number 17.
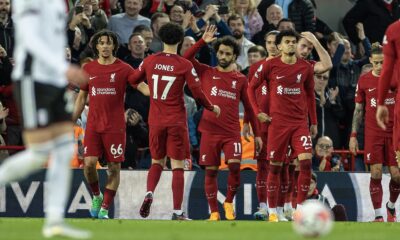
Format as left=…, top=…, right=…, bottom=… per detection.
left=152, top=74, right=177, bottom=100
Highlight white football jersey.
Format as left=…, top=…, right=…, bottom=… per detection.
left=12, top=0, right=68, bottom=87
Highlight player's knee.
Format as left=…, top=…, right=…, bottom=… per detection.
left=107, top=164, right=120, bottom=178
left=228, top=162, right=241, bottom=174
left=390, top=170, right=400, bottom=183
left=371, top=166, right=383, bottom=179
left=84, top=158, right=98, bottom=168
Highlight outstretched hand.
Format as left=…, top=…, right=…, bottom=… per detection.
left=202, top=25, right=217, bottom=43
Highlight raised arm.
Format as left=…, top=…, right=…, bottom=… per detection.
left=301, top=32, right=332, bottom=74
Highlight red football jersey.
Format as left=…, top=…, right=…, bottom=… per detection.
left=128, top=52, right=213, bottom=126
left=183, top=39, right=258, bottom=136
left=81, top=59, right=135, bottom=132
left=378, top=20, right=400, bottom=105
left=355, top=71, right=395, bottom=137
left=244, top=59, right=269, bottom=133
left=249, top=56, right=317, bottom=125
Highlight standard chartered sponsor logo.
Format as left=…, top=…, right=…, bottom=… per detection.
left=262, top=85, right=267, bottom=95
left=91, top=87, right=117, bottom=96
left=385, top=98, right=395, bottom=105
left=277, top=85, right=283, bottom=95
left=211, top=86, right=218, bottom=96
left=276, top=85, right=300, bottom=95
left=370, top=98, right=377, bottom=107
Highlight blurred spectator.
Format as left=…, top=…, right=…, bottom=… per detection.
left=179, top=36, right=196, bottom=56
left=149, top=12, right=170, bottom=52
left=314, top=71, right=345, bottom=149
left=343, top=0, right=400, bottom=45
left=67, top=4, right=96, bottom=63
left=309, top=0, right=333, bottom=42
left=277, top=18, right=295, bottom=31
left=227, top=14, right=255, bottom=70
left=228, top=0, right=263, bottom=39
left=308, top=172, right=348, bottom=221
left=107, top=0, right=151, bottom=45
left=0, top=44, right=22, bottom=149
left=169, top=3, right=186, bottom=26
left=124, top=33, right=146, bottom=67
left=86, top=0, right=109, bottom=32
left=242, top=45, right=267, bottom=76
left=312, top=136, right=343, bottom=172
left=252, top=4, right=282, bottom=46
left=133, top=24, right=154, bottom=55
left=257, top=0, right=315, bottom=32
left=0, top=0, right=13, bottom=57
left=0, top=100, right=9, bottom=161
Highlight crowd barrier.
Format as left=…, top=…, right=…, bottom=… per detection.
left=0, top=170, right=398, bottom=222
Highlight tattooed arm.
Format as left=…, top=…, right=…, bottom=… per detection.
left=349, top=103, right=364, bottom=155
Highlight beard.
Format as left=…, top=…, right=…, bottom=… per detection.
left=218, top=58, right=234, bottom=69
left=232, top=30, right=243, bottom=39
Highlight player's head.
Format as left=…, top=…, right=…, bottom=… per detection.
left=265, top=30, right=280, bottom=57
left=297, top=37, right=314, bottom=59
left=214, top=36, right=240, bottom=69
left=370, top=42, right=383, bottom=76
left=158, top=22, right=184, bottom=46
left=92, top=30, right=119, bottom=58
left=247, top=45, right=267, bottom=65
left=276, top=29, right=300, bottom=56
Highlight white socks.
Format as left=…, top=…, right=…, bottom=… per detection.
left=0, top=141, right=53, bottom=186
left=44, top=133, right=75, bottom=225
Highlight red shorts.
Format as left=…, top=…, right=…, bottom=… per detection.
left=84, top=130, right=126, bottom=163
left=267, top=122, right=312, bottom=162
left=364, top=135, right=397, bottom=166
left=199, top=133, right=242, bottom=166
left=149, top=125, right=189, bottom=160
left=255, top=133, right=268, bottom=161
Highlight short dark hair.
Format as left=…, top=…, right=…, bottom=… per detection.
left=277, top=18, right=295, bottom=28
left=213, top=36, right=241, bottom=57
left=264, top=30, right=280, bottom=40
left=371, top=42, right=383, bottom=55
left=151, top=12, right=169, bottom=27
left=275, top=29, right=300, bottom=45
left=91, top=30, right=119, bottom=57
left=247, top=45, right=267, bottom=58
left=133, top=24, right=152, bottom=33
left=227, top=13, right=245, bottom=26
left=158, top=22, right=184, bottom=45
left=128, top=32, right=144, bottom=43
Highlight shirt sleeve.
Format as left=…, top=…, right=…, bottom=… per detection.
left=185, top=63, right=214, bottom=111
left=241, top=77, right=259, bottom=136
left=247, top=62, right=268, bottom=115
left=80, top=64, right=89, bottom=91
left=128, top=60, right=146, bottom=88
left=378, top=27, right=397, bottom=105
left=354, top=79, right=365, bottom=104
left=182, top=38, right=212, bottom=78
left=243, top=64, right=257, bottom=124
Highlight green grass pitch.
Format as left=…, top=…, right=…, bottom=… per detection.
left=0, top=218, right=399, bottom=240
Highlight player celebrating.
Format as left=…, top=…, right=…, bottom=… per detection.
left=248, top=29, right=317, bottom=222
left=129, top=22, right=220, bottom=220
left=376, top=20, right=400, bottom=221
left=73, top=30, right=149, bottom=219
left=243, top=30, right=279, bottom=220
left=350, top=43, right=400, bottom=222
left=184, top=26, right=260, bottom=221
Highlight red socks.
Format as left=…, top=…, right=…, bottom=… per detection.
left=172, top=168, right=184, bottom=210
left=278, top=164, right=289, bottom=207
left=370, top=178, right=383, bottom=209
left=389, top=179, right=400, bottom=203
left=147, top=164, right=163, bottom=192
left=267, top=164, right=282, bottom=208
left=256, top=160, right=268, bottom=203
left=225, top=163, right=241, bottom=203
left=205, top=169, right=219, bottom=212
left=89, top=181, right=100, bottom=196
left=286, top=164, right=296, bottom=203
left=101, top=188, right=116, bottom=210
left=297, top=159, right=311, bottom=205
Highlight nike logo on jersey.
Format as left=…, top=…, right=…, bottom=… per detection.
left=276, top=76, right=285, bottom=79
left=233, top=153, right=241, bottom=157
left=89, top=76, right=97, bottom=80
left=368, top=88, right=376, bottom=92
left=213, top=76, right=220, bottom=80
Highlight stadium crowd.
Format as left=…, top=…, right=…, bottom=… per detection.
left=0, top=0, right=400, bottom=224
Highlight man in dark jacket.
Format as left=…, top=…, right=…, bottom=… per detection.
left=0, top=0, right=13, bottom=57
left=343, top=0, right=400, bottom=44
left=257, top=0, right=315, bottom=32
